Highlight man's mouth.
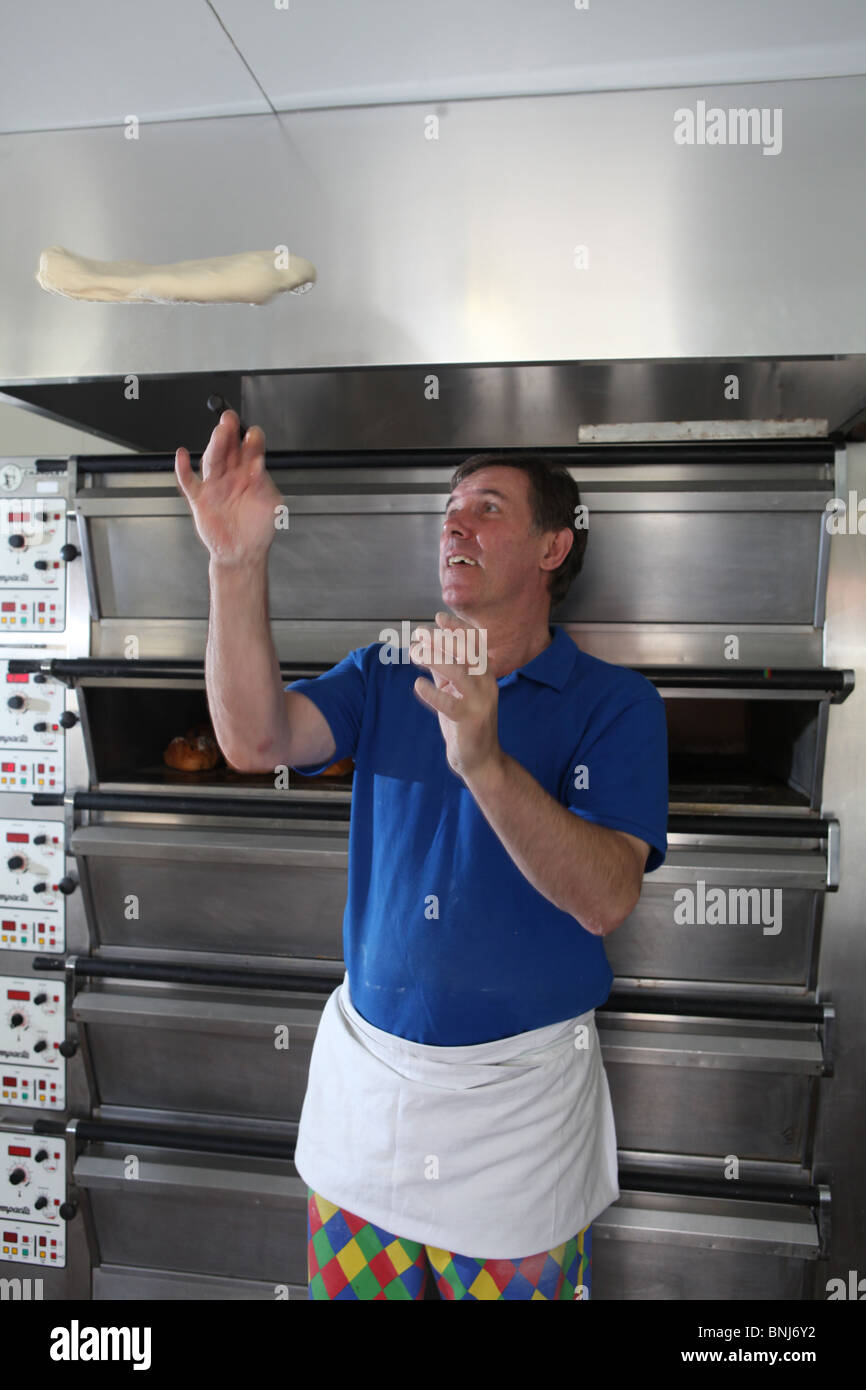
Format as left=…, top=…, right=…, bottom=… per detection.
left=446, top=555, right=478, bottom=566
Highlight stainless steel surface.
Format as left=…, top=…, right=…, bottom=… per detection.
left=2, top=77, right=866, bottom=378
left=812, top=441, right=866, bottom=1291
left=5, top=391, right=859, bottom=1300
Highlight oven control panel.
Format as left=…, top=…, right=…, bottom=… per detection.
left=0, top=662, right=67, bottom=788
left=0, top=820, right=66, bottom=953
left=0, top=498, right=67, bottom=631
left=0, top=976, right=65, bottom=1109
left=0, top=1128, right=66, bottom=1266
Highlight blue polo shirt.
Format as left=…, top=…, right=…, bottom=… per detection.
left=286, top=626, right=668, bottom=1045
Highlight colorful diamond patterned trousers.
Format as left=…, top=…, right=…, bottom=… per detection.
left=307, top=1187, right=591, bottom=1300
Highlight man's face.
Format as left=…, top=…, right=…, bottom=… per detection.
left=439, top=465, right=549, bottom=615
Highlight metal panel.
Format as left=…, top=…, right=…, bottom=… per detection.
left=812, top=442, right=866, bottom=1288
left=82, top=504, right=824, bottom=626
left=3, top=78, right=866, bottom=378
left=76, top=1148, right=306, bottom=1284
left=72, top=826, right=347, bottom=960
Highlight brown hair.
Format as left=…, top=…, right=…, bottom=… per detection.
left=448, top=452, right=587, bottom=609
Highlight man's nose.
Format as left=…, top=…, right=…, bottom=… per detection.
left=444, top=508, right=469, bottom=533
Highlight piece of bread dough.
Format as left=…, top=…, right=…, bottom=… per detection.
left=35, top=245, right=317, bottom=305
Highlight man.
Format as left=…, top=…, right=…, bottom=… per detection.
left=175, top=411, right=668, bottom=1301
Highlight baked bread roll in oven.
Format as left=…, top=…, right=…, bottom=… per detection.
left=164, top=724, right=222, bottom=771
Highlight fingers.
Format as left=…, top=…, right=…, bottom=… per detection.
left=201, top=409, right=243, bottom=484
left=413, top=675, right=462, bottom=719
left=241, top=423, right=267, bottom=478
left=174, top=445, right=201, bottom=502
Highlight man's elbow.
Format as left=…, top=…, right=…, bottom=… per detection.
left=577, top=881, right=642, bottom=936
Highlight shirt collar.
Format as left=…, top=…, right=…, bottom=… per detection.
left=496, top=625, right=580, bottom=690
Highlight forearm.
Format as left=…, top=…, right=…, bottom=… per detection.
left=206, top=559, right=289, bottom=771
left=464, top=751, right=639, bottom=935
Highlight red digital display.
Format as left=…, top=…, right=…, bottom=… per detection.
left=8, top=1145, right=30, bottom=1157
left=2, top=1077, right=16, bottom=1086
left=1, top=604, right=14, bottom=613
left=7, top=989, right=29, bottom=1000
left=1, top=762, right=14, bottom=771
left=2, top=921, right=14, bottom=929
left=5, top=673, right=28, bottom=683
left=3, top=1232, right=18, bottom=1242
left=6, top=833, right=28, bottom=842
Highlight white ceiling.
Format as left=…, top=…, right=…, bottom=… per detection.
left=2, top=0, right=866, bottom=134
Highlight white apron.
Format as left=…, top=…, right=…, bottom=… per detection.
left=293, top=973, right=620, bottom=1259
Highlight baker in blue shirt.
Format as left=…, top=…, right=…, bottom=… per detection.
left=287, top=613, right=667, bottom=1047
left=176, top=418, right=668, bottom=1300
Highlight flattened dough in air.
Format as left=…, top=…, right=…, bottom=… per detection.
left=35, top=245, right=317, bottom=305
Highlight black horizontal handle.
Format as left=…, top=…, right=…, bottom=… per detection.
left=7, top=657, right=854, bottom=702
left=669, top=813, right=832, bottom=837
left=32, top=1114, right=825, bottom=1209
left=32, top=953, right=827, bottom=1026
left=616, top=1169, right=823, bottom=1208
left=33, top=954, right=340, bottom=995
left=75, top=440, right=837, bottom=473
left=28, top=791, right=833, bottom=836
left=40, top=1117, right=297, bottom=1162
left=70, top=790, right=350, bottom=820
left=637, top=667, right=854, bottom=701
left=6, top=658, right=330, bottom=682
left=602, top=989, right=827, bottom=1024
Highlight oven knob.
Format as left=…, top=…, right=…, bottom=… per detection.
left=34, top=1196, right=48, bottom=1210
left=33, top=722, right=48, bottom=731
left=9, top=1167, right=28, bottom=1185
left=57, top=877, right=77, bottom=895
left=34, top=560, right=48, bottom=570
left=58, top=712, right=78, bottom=729
left=32, top=882, right=47, bottom=893
left=8, top=534, right=25, bottom=549
left=33, top=835, right=47, bottom=845
left=7, top=695, right=25, bottom=709
left=10, top=1011, right=25, bottom=1027
left=33, top=674, right=47, bottom=684
left=59, top=544, right=79, bottom=562
left=58, top=1039, right=77, bottom=1058
left=33, top=993, right=47, bottom=1004
left=59, top=1201, right=78, bottom=1221
left=34, top=1150, right=49, bottom=1163
left=33, top=1039, right=48, bottom=1053
left=7, top=855, right=26, bottom=870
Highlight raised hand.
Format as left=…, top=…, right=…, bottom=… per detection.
left=175, top=410, right=282, bottom=567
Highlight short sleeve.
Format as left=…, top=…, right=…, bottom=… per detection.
left=565, top=694, right=669, bottom=872
left=284, top=646, right=368, bottom=776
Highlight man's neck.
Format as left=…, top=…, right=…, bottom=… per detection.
left=472, top=618, right=554, bottom=681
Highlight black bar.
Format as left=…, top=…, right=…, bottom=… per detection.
left=68, top=790, right=351, bottom=820
left=669, top=813, right=830, bottom=836
left=57, top=1118, right=296, bottom=1162
left=6, top=658, right=330, bottom=681
left=32, top=952, right=825, bottom=1026
left=601, top=990, right=826, bottom=1023
left=616, top=1169, right=822, bottom=1207
left=29, top=790, right=831, bottom=835
left=32, top=1115, right=823, bottom=1206
left=637, top=667, right=854, bottom=701
left=32, top=954, right=339, bottom=994
left=6, top=656, right=854, bottom=703
left=75, top=440, right=836, bottom=473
